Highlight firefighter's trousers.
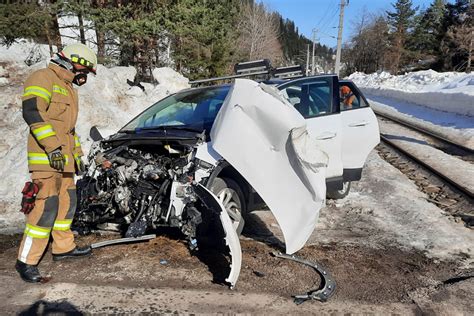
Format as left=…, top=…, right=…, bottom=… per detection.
left=18, top=172, right=77, bottom=265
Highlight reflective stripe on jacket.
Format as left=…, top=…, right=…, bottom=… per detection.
left=22, top=63, right=83, bottom=173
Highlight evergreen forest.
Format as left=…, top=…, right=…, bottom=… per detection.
left=0, top=0, right=471, bottom=80
left=0, top=0, right=333, bottom=81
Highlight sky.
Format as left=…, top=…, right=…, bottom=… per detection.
left=262, top=0, right=440, bottom=48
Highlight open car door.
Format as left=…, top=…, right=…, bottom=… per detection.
left=339, top=81, right=380, bottom=182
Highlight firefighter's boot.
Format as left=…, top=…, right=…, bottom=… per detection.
left=15, top=260, right=42, bottom=283
left=52, top=246, right=92, bottom=261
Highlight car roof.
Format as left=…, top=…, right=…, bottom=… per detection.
left=178, top=83, right=232, bottom=93
left=189, top=74, right=340, bottom=90
left=339, top=79, right=354, bottom=84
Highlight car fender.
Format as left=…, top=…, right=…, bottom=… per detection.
left=194, top=183, right=242, bottom=289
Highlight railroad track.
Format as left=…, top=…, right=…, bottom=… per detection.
left=374, top=110, right=474, bottom=155
left=374, top=110, right=473, bottom=226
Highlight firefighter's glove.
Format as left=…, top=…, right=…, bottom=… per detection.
left=48, top=149, right=65, bottom=171
left=75, top=156, right=86, bottom=175
left=20, top=182, right=39, bottom=214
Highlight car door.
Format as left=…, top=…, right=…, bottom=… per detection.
left=339, top=81, right=380, bottom=181
left=278, top=76, right=344, bottom=188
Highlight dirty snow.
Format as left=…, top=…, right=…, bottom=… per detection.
left=312, top=152, right=474, bottom=265
left=0, top=41, right=189, bottom=232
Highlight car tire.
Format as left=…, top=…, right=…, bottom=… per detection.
left=327, top=181, right=351, bottom=199
left=210, top=177, right=245, bottom=235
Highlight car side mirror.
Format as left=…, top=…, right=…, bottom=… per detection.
left=90, top=126, right=104, bottom=141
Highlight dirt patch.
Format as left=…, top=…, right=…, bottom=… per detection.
left=0, top=231, right=461, bottom=306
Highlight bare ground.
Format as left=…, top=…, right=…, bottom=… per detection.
left=0, top=215, right=472, bottom=314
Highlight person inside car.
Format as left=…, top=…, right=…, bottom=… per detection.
left=340, top=85, right=355, bottom=109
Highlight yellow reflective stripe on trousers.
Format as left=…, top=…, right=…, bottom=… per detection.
left=53, top=219, right=73, bottom=231
left=25, top=223, right=51, bottom=239
left=28, top=153, right=69, bottom=165
left=52, top=84, right=69, bottom=96
left=74, top=135, right=81, bottom=147
left=23, top=86, right=52, bottom=103
left=32, top=124, right=56, bottom=141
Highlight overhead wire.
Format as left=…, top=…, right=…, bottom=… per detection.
left=321, top=5, right=340, bottom=34
left=315, top=0, right=334, bottom=30
left=318, top=4, right=340, bottom=46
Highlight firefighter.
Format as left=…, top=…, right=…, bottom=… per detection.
left=16, top=43, right=97, bottom=283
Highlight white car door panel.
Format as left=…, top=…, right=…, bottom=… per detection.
left=305, top=115, right=343, bottom=178
left=278, top=76, right=343, bottom=179
left=340, top=82, right=380, bottom=170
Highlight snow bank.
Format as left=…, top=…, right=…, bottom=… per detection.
left=349, top=70, right=474, bottom=117
left=0, top=41, right=189, bottom=233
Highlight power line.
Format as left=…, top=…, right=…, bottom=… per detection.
left=315, top=1, right=335, bottom=30
left=320, top=5, right=340, bottom=34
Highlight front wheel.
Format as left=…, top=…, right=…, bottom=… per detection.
left=210, top=177, right=245, bottom=235
left=327, top=181, right=351, bottom=199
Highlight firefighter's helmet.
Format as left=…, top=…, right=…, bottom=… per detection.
left=60, top=43, right=97, bottom=74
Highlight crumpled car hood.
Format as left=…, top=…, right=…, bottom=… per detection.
left=210, top=79, right=328, bottom=254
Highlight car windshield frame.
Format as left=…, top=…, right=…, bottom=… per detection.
left=119, top=85, right=231, bottom=133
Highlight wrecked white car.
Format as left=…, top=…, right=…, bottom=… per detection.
left=74, top=76, right=379, bottom=289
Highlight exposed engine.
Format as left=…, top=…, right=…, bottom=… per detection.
left=74, top=142, right=212, bottom=249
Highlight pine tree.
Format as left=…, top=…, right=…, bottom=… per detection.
left=386, top=0, right=417, bottom=73
left=276, top=14, right=333, bottom=70
left=0, top=1, right=62, bottom=54
left=441, top=0, right=473, bottom=71
left=169, top=0, right=238, bottom=80
left=408, top=0, right=446, bottom=69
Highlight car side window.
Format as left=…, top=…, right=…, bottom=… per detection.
left=340, top=83, right=368, bottom=111
left=281, top=78, right=333, bottom=118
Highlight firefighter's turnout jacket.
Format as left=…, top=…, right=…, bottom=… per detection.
left=18, top=63, right=84, bottom=264
left=22, top=63, right=83, bottom=173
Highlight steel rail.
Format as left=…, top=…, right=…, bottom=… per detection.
left=374, top=110, right=474, bottom=154
left=380, top=135, right=474, bottom=199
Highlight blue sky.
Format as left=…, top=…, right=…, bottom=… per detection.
left=262, top=0, right=440, bottom=48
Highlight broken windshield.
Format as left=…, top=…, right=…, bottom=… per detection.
left=120, top=86, right=230, bottom=132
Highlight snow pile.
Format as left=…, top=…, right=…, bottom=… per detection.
left=0, top=40, right=189, bottom=233
left=349, top=70, right=474, bottom=116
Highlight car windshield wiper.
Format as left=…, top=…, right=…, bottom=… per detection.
left=135, top=125, right=204, bottom=133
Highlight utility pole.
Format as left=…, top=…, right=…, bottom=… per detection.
left=335, top=0, right=347, bottom=76
left=467, top=0, right=472, bottom=72
left=306, top=44, right=310, bottom=76
left=312, top=28, right=317, bottom=75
